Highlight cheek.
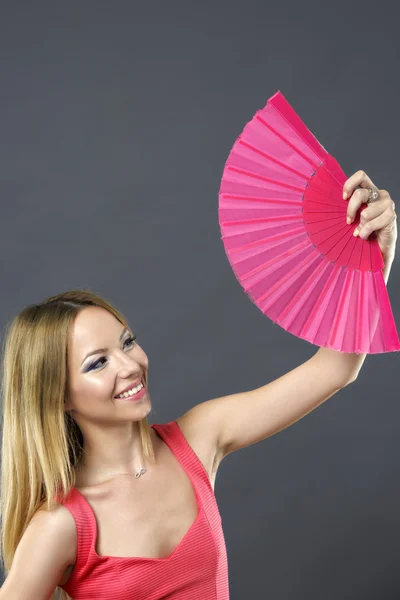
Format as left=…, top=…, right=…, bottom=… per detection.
left=83, top=376, right=116, bottom=400
left=83, top=365, right=117, bottom=393
left=68, top=377, right=115, bottom=412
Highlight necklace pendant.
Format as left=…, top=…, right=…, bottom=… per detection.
left=135, top=467, right=147, bottom=478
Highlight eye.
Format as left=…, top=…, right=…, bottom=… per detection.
left=86, top=335, right=137, bottom=372
left=124, top=335, right=136, bottom=349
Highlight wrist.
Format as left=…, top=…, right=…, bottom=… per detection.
left=383, top=255, right=394, bottom=286
left=383, top=250, right=396, bottom=265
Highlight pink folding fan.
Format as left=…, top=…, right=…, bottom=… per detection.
left=218, top=90, right=400, bottom=354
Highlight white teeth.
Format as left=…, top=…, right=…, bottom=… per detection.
left=116, top=381, right=144, bottom=399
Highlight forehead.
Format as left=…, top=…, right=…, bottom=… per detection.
left=69, top=307, right=125, bottom=352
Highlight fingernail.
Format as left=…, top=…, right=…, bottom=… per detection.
left=343, top=192, right=348, bottom=200
left=353, top=229, right=359, bottom=237
left=346, top=216, right=352, bottom=225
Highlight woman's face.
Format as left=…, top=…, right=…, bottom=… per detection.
left=65, top=306, right=151, bottom=425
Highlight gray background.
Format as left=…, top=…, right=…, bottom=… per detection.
left=1, top=1, right=399, bottom=598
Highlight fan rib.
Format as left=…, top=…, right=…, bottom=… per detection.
left=277, top=258, right=329, bottom=324
left=227, top=165, right=305, bottom=193
left=328, top=269, right=353, bottom=349
left=228, top=225, right=305, bottom=254
left=299, top=264, right=340, bottom=337
left=256, top=114, right=320, bottom=169
left=241, top=239, right=310, bottom=283
left=220, top=193, right=302, bottom=207
left=356, top=272, right=367, bottom=352
left=222, top=215, right=305, bottom=227
left=268, top=92, right=328, bottom=165
left=256, top=247, right=316, bottom=305
left=238, top=139, right=310, bottom=181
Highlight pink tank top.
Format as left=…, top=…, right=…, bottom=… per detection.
left=57, top=421, right=229, bottom=599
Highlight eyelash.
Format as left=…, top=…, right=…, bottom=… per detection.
left=87, top=335, right=137, bottom=372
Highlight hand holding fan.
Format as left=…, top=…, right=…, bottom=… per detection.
left=218, top=91, right=400, bottom=354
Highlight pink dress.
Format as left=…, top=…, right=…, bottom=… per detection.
left=57, top=421, right=229, bottom=599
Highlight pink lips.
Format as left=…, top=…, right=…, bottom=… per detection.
left=115, top=376, right=143, bottom=397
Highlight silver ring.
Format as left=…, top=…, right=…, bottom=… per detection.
left=367, top=187, right=379, bottom=204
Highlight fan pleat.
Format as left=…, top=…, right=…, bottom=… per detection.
left=356, top=271, right=369, bottom=352
left=268, top=92, right=331, bottom=164
left=276, top=257, right=330, bottom=327
left=328, top=268, right=355, bottom=350
left=220, top=178, right=302, bottom=201
left=240, top=239, right=311, bottom=288
left=255, top=115, right=320, bottom=169
left=227, top=165, right=305, bottom=193
left=227, top=235, right=308, bottom=280
left=369, top=273, right=386, bottom=353
left=229, top=143, right=309, bottom=188
left=238, top=139, right=310, bottom=180
left=255, top=247, right=320, bottom=309
left=220, top=193, right=302, bottom=207
left=374, top=273, right=400, bottom=351
left=300, top=265, right=344, bottom=343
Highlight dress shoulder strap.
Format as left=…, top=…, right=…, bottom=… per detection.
left=151, top=421, right=217, bottom=500
left=55, top=487, right=95, bottom=566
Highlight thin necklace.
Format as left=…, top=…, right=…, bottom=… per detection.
left=77, top=464, right=147, bottom=479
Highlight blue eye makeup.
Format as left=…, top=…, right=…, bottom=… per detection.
left=85, top=335, right=137, bottom=372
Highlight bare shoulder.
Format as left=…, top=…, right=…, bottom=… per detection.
left=176, top=399, right=224, bottom=487
left=0, top=503, right=77, bottom=598
left=31, top=504, right=77, bottom=587
left=31, top=503, right=77, bottom=567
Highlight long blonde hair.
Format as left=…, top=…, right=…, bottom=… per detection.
left=0, top=288, right=155, bottom=599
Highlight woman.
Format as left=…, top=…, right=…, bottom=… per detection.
left=0, top=169, right=397, bottom=600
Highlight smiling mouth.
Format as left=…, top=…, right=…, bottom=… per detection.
left=114, top=380, right=145, bottom=399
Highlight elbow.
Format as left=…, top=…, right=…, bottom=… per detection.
left=342, top=373, right=358, bottom=386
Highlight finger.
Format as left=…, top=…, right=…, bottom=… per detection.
left=346, top=188, right=370, bottom=224
left=353, top=201, right=386, bottom=231
left=354, top=208, right=393, bottom=239
left=343, top=170, right=376, bottom=200
left=349, top=189, right=396, bottom=229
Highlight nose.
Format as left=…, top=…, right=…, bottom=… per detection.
left=115, top=348, right=143, bottom=376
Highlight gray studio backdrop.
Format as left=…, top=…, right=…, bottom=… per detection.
left=1, top=1, right=399, bottom=598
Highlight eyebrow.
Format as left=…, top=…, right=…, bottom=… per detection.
left=81, top=327, right=131, bottom=366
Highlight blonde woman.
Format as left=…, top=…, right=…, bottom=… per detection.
left=0, top=169, right=397, bottom=600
